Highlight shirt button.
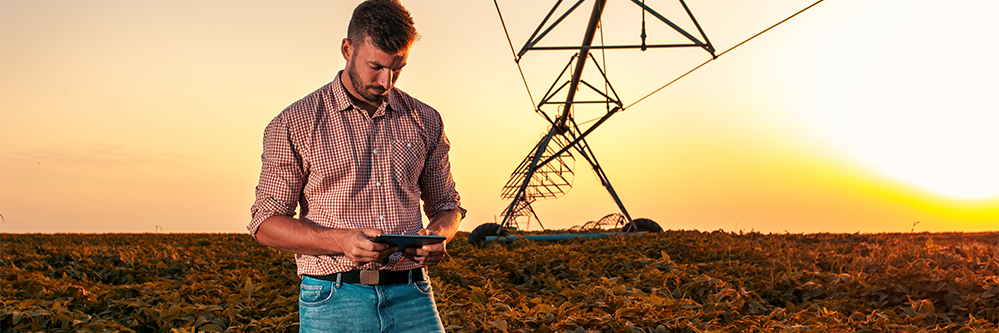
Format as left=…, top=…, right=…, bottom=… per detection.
left=406, top=143, right=413, bottom=147
left=376, top=181, right=382, bottom=186
left=379, top=215, right=385, bottom=220
left=373, top=149, right=378, bottom=154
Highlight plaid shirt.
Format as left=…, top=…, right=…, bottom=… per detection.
left=248, top=72, right=465, bottom=275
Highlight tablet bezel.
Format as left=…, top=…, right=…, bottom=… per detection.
left=371, top=234, right=446, bottom=249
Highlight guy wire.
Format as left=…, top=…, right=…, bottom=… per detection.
left=624, top=0, right=826, bottom=110
left=494, top=0, right=539, bottom=112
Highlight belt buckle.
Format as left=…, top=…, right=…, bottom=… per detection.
left=360, top=270, right=379, bottom=285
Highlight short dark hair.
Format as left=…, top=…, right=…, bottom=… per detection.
left=347, top=0, right=418, bottom=53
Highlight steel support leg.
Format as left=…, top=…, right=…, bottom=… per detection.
left=571, top=135, right=633, bottom=222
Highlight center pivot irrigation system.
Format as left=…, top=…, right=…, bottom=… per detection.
left=469, top=0, right=826, bottom=244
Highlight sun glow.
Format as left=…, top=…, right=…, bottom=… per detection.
left=795, top=0, right=999, bottom=200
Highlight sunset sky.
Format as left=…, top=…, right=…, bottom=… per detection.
left=2, top=0, right=996, bottom=234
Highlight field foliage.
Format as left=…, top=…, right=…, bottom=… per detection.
left=2, top=231, right=997, bottom=332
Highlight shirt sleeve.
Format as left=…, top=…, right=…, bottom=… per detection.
left=248, top=113, right=306, bottom=236
left=419, top=122, right=467, bottom=219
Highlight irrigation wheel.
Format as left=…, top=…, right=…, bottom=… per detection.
left=468, top=223, right=511, bottom=245
left=622, top=218, right=663, bottom=233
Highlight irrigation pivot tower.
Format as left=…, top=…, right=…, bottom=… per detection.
left=496, top=0, right=716, bottom=231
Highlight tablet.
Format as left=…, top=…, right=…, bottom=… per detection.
left=371, top=234, right=446, bottom=249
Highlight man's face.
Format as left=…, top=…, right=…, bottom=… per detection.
left=343, top=37, right=409, bottom=105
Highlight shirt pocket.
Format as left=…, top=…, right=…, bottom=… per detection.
left=391, top=138, right=426, bottom=190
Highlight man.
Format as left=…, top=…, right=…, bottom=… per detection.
left=247, top=1, right=464, bottom=331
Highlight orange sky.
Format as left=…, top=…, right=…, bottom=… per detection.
left=1, top=0, right=996, bottom=234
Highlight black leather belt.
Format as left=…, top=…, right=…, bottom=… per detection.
left=307, top=268, right=425, bottom=286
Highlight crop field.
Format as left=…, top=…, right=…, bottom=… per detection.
left=2, top=230, right=997, bottom=332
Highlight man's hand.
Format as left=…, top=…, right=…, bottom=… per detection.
left=337, top=228, right=397, bottom=266
left=402, top=229, right=447, bottom=266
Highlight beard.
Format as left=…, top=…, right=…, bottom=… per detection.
left=347, top=59, right=388, bottom=104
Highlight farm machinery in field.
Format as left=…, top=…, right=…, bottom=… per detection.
left=470, top=0, right=823, bottom=244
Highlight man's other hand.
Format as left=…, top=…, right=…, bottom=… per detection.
left=402, top=229, right=447, bottom=266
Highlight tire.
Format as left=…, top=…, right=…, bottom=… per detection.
left=468, top=223, right=510, bottom=245
left=622, top=218, right=663, bottom=233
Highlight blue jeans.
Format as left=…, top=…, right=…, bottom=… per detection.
left=298, top=274, right=445, bottom=333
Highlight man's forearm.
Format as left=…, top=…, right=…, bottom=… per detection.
left=425, top=209, right=462, bottom=242
left=254, top=215, right=347, bottom=256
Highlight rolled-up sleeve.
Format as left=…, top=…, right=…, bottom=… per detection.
left=248, top=113, right=306, bottom=236
left=419, top=123, right=466, bottom=219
